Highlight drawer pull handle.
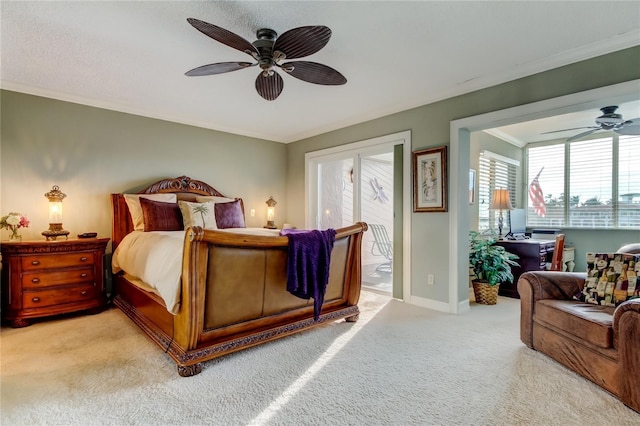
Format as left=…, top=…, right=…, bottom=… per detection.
left=81, top=291, right=88, bottom=296
left=31, top=278, right=40, bottom=283
left=32, top=297, right=41, bottom=303
left=81, top=273, right=87, bottom=278
left=31, top=260, right=40, bottom=265
left=80, top=257, right=88, bottom=261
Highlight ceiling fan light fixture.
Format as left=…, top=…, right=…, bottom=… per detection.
left=595, top=115, right=624, bottom=125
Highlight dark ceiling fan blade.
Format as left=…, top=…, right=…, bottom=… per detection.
left=187, top=18, right=258, bottom=57
left=615, top=117, right=640, bottom=135
left=280, top=61, right=347, bottom=85
left=567, top=128, right=600, bottom=142
left=185, top=62, right=254, bottom=76
left=255, top=71, right=284, bottom=101
left=273, top=26, right=331, bottom=59
left=541, top=126, right=599, bottom=135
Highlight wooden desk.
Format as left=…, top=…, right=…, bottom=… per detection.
left=495, top=239, right=555, bottom=298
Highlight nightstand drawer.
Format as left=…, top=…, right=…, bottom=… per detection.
left=21, top=267, right=95, bottom=289
left=21, top=252, right=95, bottom=271
left=22, top=284, right=97, bottom=309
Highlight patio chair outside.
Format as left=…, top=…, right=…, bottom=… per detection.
left=370, top=224, right=392, bottom=273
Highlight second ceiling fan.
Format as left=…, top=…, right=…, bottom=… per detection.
left=185, top=18, right=347, bottom=100
left=543, top=105, right=640, bottom=142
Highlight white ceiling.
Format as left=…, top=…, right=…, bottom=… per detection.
left=2, top=1, right=639, bottom=143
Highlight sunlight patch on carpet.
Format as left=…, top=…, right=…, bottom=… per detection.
left=247, top=293, right=392, bottom=426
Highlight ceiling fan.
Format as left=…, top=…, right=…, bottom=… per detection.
left=542, top=106, right=640, bottom=142
left=184, top=18, right=347, bottom=101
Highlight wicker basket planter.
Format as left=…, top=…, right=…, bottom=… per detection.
left=472, top=280, right=499, bottom=305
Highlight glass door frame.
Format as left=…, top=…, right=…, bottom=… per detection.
left=305, top=131, right=411, bottom=301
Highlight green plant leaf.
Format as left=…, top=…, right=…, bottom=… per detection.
left=469, top=230, right=519, bottom=285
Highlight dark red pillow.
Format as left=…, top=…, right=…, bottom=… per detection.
left=140, top=197, right=184, bottom=232
left=214, top=199, right=246, bottom=229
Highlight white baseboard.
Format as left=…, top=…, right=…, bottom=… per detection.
left=407, top=295, right=471, bottom=314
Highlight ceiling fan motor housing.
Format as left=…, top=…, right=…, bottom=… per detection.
left=596, top=106, right=624, bottom=129
left=253, top=29, right=278, bottom=76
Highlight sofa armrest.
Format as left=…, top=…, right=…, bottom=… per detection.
left=613, top=298, right=640, bottom=348
left=517, top=271, right=587, bottom=348
left=613, top=298, right=640, bottom=338
left=613, top=298, right=640, bottom=412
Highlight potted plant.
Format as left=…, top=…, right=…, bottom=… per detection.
left=469, top=230, right=519, bottom=305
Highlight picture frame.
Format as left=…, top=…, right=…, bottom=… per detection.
left=469, top=168, right=476, bottom=204
left=413, top=146, right=447, bottom=212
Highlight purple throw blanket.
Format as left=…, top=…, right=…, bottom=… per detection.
left=280, top=228, right=336, bottom=321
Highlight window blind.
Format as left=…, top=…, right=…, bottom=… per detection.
left=619, top=135, right=640, bottom=227
left=526, top=135, right=640, bottom=229
left=478, top=151, right=517, bottom=231
left=527, top=144, right=565, bottom=227
left=569, top=139, right=612, bottom=227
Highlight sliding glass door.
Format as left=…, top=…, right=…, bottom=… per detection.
left=317, top=158, right=354, bottom=229
left=311, top=147, right=394, bottom=295
left=305, top=131, right=411, bottom=300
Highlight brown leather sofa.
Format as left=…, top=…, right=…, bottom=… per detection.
left=518, top=270, right=640, bottom=412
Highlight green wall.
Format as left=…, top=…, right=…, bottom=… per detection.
left=0, top=91, right=287, bottom=247
left=286, top=46, right=640, bottom=305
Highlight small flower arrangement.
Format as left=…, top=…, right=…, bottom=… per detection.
left=1, top=212, right=30, bottom=240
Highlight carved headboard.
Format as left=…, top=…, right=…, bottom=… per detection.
left=110, top=176, right=227, bottom=249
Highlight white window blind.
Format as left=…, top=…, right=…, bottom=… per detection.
left=527, top=144, right=565, bottom=227
left=478, top=151, right=517, bottom=231
left=619, top=135, right=640, bottom=227
left=526, top=135, right=640, bottom=229
left=569, top=139, right=612, bottom=227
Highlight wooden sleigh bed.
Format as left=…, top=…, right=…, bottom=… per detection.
left=110, top=176, right=367, bottom=376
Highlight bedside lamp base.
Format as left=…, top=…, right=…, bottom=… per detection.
left=42, top=223, right=70, bottom=241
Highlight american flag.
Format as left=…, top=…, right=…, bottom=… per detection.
left=529, top=168, right=546, bottom=217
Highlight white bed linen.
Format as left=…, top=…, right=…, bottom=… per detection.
left=112, top=228, right=281, bottom=314
left=219, top=227, right=281, bottom=237
left=112, top=230, right=185, bottom=314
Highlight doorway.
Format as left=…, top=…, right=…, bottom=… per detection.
left=449, top=80, right=639, bottom=313
left=305, top=131, right=411, bottom=299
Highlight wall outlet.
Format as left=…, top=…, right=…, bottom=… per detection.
left=428, top=274, right=434, bottom=285
left=250, top=208, right=255, bottom=217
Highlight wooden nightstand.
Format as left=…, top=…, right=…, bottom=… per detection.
left=1, top=238, right=110, bottom=327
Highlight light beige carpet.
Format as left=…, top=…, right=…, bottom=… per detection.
left=1, top=291, right=638, bottom=425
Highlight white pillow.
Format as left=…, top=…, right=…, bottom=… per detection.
left=124, top=193, right=177, bottom=231
left=195, top=195, right=236, bottom=204
left=178, top=200, right=217, bottom=230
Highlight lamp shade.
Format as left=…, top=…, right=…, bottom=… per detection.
left=489, top=189, right=513, bottom=211
left=49, top=201, right=63, bottom=223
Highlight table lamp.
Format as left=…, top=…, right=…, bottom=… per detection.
left=489, top=188, right=513, bottom=240
left=42, top=185, right=70, bottom=241
left=264, top=196, right=277, bottom=229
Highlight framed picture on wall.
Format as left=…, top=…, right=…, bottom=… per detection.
left=469, top=168, right=476, bottom=204
left=413, top=146, right=447, bottom=212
